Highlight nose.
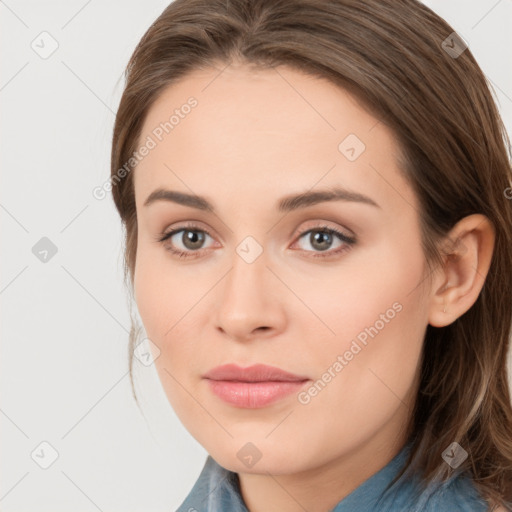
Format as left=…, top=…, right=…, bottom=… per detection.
left=214, top=245, right=287, bottom=342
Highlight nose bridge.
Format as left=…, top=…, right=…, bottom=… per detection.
left=223, top=237, right=269, bottom=304
left=214, top=235, right=283, bottom=337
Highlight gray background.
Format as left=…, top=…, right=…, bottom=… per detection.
left=1, top=1, right=511, bottom=511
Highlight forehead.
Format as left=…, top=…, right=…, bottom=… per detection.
left=133, top=63, right=417, bottom=218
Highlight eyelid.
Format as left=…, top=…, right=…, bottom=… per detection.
left=158, top=219, right=215, bottom=239
left=293, top=220, right=355, bottom=240
left=289, top=223, right=356, bottom=257
left=156, top=221, right=217, bottom=245
left=157, top=220, right=354, bottom=243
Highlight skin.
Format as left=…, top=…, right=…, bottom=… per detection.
left=132, top=61, right=495, bottom=512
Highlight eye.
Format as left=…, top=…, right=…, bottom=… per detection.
left=156, top=223, right=216, bottom=259
left=291, top=225, right=356, bottom=258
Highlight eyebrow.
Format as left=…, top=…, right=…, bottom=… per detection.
left=143, top=186, right=381, bottom=212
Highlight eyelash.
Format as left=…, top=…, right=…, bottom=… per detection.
left=156, top=222, right=356, bottom=260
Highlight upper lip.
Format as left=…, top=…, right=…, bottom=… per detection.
left=203, top=364, right=309, bottom=382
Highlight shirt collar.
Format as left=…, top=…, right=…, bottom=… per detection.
left=177, top=441, right=419, bottom=512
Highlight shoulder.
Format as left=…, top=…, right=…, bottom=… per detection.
left=419, top=472, right=497, bottom=512
left=381, top=468, right=494, bottom=512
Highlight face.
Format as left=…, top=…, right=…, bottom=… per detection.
left=133, top=62, right=431, bottom=475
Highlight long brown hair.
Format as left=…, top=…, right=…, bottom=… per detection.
left=110, top=0, right=512, bottom=508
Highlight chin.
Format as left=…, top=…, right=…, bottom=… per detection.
left=205, top=439, right=309, bottom=476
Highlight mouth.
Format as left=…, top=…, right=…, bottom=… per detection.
left=202, top=363, right=311, bottom=408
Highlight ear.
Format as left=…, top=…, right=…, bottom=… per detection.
left=428, top=214, right=495, bottom=328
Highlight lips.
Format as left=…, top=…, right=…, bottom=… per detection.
left=202, top=363, right=309, bottom=382
left=202, top=364, right=310, bottom=408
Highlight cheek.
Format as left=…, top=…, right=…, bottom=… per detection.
left=133, top=249, right=202, bottom=413
left=133, top=245, right=208, bottom=374
left=134, top=242, right=193, bottom=337
left=292, top=231, right=427, bottom=354
left=299, top=237, right=427, bottom=416
left=296, top=235, right=425, bottom=381
left=134, top=254, right=167, bottom=337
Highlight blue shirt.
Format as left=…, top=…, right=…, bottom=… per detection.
left=176, top=441, right=489, bottom=511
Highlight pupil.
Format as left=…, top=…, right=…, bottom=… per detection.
left=311, top=231, right=331, bottom=251
left=184, top=230, right=204, bottom=249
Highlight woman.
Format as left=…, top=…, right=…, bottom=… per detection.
left=110, top=0, right=512, bottom=510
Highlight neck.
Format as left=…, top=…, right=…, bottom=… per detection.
left=237, top=411, right=411, bottom=512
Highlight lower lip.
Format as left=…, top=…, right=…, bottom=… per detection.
left=205, top=379, right=309, bottom=408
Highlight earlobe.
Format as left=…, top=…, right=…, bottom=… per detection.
left=427, top=214, right=495, bottom=328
